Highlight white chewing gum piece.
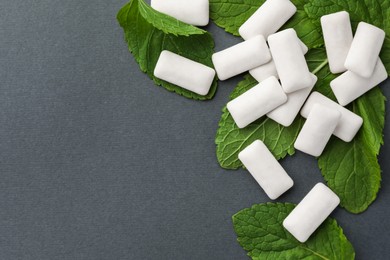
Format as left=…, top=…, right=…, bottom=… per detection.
left=151, top=0, right=209, bottom=26
left=249, top=39, right=308, bottom=83
left=238, top=0, right=296, bottom=40
left=321, top=11, right=353, bottom=73
left=154, top=50, right=215, bottom=96
left=227, top=76, right=287, bottom=128
left=294, top=104, right=341, bottom=157
left=283, top=183, right=340, bottom=243
left=238, top=140, right=294, bottom=200
left=331, top=59, right=388, bottom=106
left=267, top=74, right=317, bottom=127
left=298, top=39, right=309, bottom=55
left=212, top=35, right=271, bottom=80
left=268, top=29, right=313, bottom=93
left=249, top=59, right=279, bottom=82
left=344, top=22, right=385, bottom=78
left=301, top=92, right=363, bottom=142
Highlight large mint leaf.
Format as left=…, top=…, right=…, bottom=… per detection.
left=317, top=89, right=385, bottom=213
left=304, top=50, right=385, bottom=213
left=233, top=203, right=355, bottom=259
left=209, top=0, right=323, bottom=48
left=215, top=49, right=330, bottom=169
left=305, top=0, right=390, bottom=73
left=302, top=1, right=388, bottom=212
left=117, top=0, right=217, bottom=100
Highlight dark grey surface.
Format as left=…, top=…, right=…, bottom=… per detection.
left=0, top=1, right=389, bottom=259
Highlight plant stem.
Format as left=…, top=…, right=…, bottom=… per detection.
left=311, top=59, right=329, bottom=75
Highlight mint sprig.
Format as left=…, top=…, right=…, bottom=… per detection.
left=115, top=0, right=382, bottom=257
left=117, top=0, right=217, bottom=100
left=213, top=1, right=388, bottom=214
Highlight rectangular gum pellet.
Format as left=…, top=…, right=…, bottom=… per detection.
left=294, top=104, right=341, bottom=157
left=239, top=140, right=294, bottom=199
left=321, top=11, right=353, bottom=73
left=331, top=59, right=388, bottom=106
left=300, top=92, right=363, bottom=142
left=268, top=29, right=313, bottom=93
left=227, top=76, right=287, bottom=128
left=212, top=35, right=271, bottom=80
left=249, top=39, right=308, bottom=83
left=267, top=74, right=317, bottom=127
left=344, top=22, right=385, bottom=78
left=154, top=50, right=216, bottom=96
left=151, top=0, right=209, bottom=26
left=239, top=0, right=296, bottom=40
left=283, top=183, right=340, bottom=243
left=298, top=39, right=309, bottom=54
left=249, top=59, right=279, bottom=82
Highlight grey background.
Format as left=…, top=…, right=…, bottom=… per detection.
left=0, top=0, right=389, bottom=259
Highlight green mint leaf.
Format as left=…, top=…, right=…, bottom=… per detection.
left=306, top=50, right=385, bottom=213
left=117, top=0, right=217, bottom=100
left=209, top=0, right=323, bottom=48
left=215, top=48, right=330, bottom=170
left=317, top=89, right=385, bottom=213
left=233, top=203, right=355, bottom=259
left=302, top=2, right=388, bottom=212
left=305, top=0, right=390, bottom=73
left=215, top=74, right=303, bottom=169
left=209, top=0, right=260, bottom=36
